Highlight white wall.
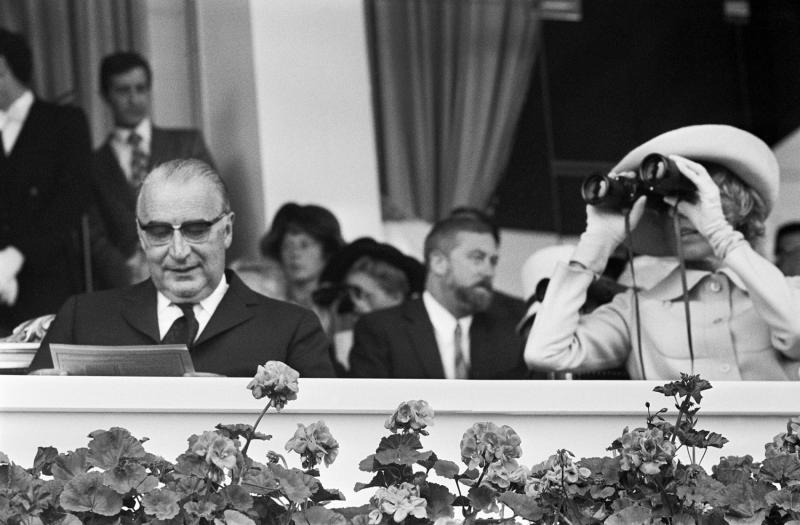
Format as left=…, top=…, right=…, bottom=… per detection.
left=249, top=0, right=384, bottom=242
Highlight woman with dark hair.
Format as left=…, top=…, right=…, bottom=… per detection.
left=260, top=203, right=344, bottom=313
left=525, top=125, right=800, bottom=380
left=312, top=237, right=425, bottom=374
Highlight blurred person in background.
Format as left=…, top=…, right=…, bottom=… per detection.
left=312, top=237, right=425, bottom=374
left=0, top=28, right=92, bottom=334
left=259, top=203, right=344, bottom=321
left=775, top=222, right=800, bottom=277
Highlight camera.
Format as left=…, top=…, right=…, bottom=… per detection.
left=581, top=153, right=697, bottom=209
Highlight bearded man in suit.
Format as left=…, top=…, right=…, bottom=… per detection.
left=91, top=51, right=215, bottom=288
left=0, top=28, right=93, bottom=333
left=30, top=159, right=335, bottom=378
left=348, top=215, right=530, bottom=379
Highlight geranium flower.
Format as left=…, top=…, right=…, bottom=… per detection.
left=142, top=488, right=181, bottom=519
left=372, top=483, right=428, bottom=523
left=246, top=361, right=300, bottom=410
left=384, top=400, right=434, bottom=434
left=187, top=431, right=239, bottom=470
left=285, top=421, right=340, bottom=467
left=460, top=422, right=522, bottom=470
left=617, top=427, right=676, bottom=475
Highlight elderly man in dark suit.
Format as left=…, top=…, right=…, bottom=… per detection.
left=91, top=51, right=216, bottom=288
left=348, top=215, right=529, bottom=379
left=30, top=159, right=335, bottom=378
left=0, top=28, right=92, bottom=333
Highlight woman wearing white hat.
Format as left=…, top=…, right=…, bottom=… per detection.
left=525, top=125, right=800, bottom=380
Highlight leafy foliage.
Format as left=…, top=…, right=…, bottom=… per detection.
left=3, top=371, right=800, bottom=524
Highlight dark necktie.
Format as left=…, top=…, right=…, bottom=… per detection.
left=454, top=322, right=469, bottom=379
left=162, top=303, right=199, bottom=348
left=128, top=131, right=149, bottom=187
left=0, top=129, right=6, bottom=161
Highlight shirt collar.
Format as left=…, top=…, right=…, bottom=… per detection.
left=0, top=90, right=34, bottom=127
left=645, top=262, right=746, bottom=300
left=112, top=117, right=152, bottom=146
left=422, top=291, right=473, bottom=332
left=156, top=272, right=230, bottom=317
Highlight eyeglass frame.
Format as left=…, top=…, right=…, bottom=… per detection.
left=136, top=211, right=231, bottom=246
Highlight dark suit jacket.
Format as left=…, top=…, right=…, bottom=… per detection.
left=29, top=271, right=336, bottom=378
left=348, top=293, right=530, bottom=379
left=90, top=126, right=215, bottom=288
left=0, top=100, right=92, bottom=331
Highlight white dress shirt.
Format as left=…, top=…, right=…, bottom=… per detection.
left=156, top=275, right=230, bottom=342
left=110, top=117, right=152, bottom=183
left=422, top=291, right=473, bottom=379
left=0, top=90, right=34, bottom=155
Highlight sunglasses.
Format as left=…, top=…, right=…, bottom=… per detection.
left=137, top=212, right=229, bottom=246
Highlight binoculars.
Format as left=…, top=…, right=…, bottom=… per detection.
left=581, top=153, right=697, bottom=209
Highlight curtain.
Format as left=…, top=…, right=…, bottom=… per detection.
left=366, top=0, right=540, bottom=221
left=0, top=0, right=145, bottom=146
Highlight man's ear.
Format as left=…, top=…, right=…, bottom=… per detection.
left=428, top=249, right=449, bottom=276
left=223, top=212, right=235, bottom=249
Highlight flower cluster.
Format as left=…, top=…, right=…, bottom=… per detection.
left=246, top=360, right=299, bottom=409
left=285, top=420, right=340, bottom=469
left=615, top=426, right=676, bottom=475
left=524, top=450, right=591, bottom=498
left=369, top=482, right=428, bottom=523
left=459, top=422, right=522, bottom=471
left=384, top=399, right=434, bottom=434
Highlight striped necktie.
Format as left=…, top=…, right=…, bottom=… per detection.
left=128, top=131, right=149, bottom=187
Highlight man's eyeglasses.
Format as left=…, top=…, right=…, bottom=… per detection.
left=137, top=212, right=230, bottom=246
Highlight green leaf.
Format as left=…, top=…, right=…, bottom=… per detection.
left=53, top=514, right=82, bottom=525
left=271, top=464, right=319, bottom=503
left=51, top=449, right=89, bottom=481
left=174, top=452, right=211, bottom=479
left=713, top=455, right=756, bottom=485
left=606, top=505, right=652, bottom=525
left=222, top=509, right=257, bottom=525
left=677, top=428, right=728, bottom=449
left=373, top=433, right=431, bottom=466
left=241, top=462, right=280, bottom=495
left=358, top=454, right=377, bottom=472
left=759, top=454, right=800, bottom=483
left=141, top=487, right=182, bottom=520
left=766, top=487, right=800, bottom=512
left=725, top=510, right=767, bottom=525
left=579, top=456, right=621, bottom=486
left=311, top=485, right=346, bottom=503
left=432, top=459, right=460, bottom=479
left=721, top=480, right=770, bottom=518
left=467, top=485, right=497, bottom=513
left=59, top=472, right=123, bottom=516
left=498, top=492, right=544, bottom=522
left=421, top=482, right=455, bottom=520
left=31, top=447, right=58, bottom=476
left=102, top=462, right=157, bottom=494
left=216, top=423, right=271, bottom=442
left=0, top=451, right=8, bottom=464
left=292, top=506, right=347, bottom=525
left=87, top=428, right=146, bottom=470
left=220, top=484, right=254, bottom=512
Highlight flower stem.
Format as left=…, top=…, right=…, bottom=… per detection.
left=243, top=398, right=273, bottom=456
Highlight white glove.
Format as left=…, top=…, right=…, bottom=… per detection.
left=572, top=173, right=647, bottom=274
left=0, top=247, right=24, bottom=306
left=663, top=155, right=745, bottom=260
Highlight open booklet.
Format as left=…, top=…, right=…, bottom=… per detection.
left=50, top=344, right=195, bottom=376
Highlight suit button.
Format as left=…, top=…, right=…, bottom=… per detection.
left=707, top=279, right=722, bottom=293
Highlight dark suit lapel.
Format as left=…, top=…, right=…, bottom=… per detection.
left=150, top=127, right=178, bottom=167
left=403, top=299, right=446, bottom=378
left=120, top=280, right=161, bottom=343
left=94, top=142, right=137, bottom=207
left=194, top=272, right=256, bottom=345
left=7, top=100, right=44, bottom=161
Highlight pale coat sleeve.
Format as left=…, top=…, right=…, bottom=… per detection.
left=524, top=261, right=632, bottom=372
left=722, top=244, right=800, bottom=359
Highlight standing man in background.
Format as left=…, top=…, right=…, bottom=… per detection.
left=91, top=51, right=215, bottom=288
left=0, top=28, right=92, bottom=334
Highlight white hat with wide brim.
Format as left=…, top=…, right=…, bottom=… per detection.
left=612, top=124, right=779, bottom=256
